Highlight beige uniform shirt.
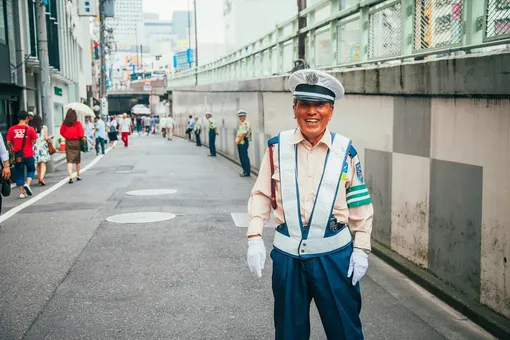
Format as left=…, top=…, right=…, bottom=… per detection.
left=247, top=128, right=373, bottom=250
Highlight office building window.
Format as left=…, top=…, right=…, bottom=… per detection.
left=0, top=0, right=6, bottom=43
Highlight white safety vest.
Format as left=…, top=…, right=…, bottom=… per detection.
left=273, top=129, right=353, bottom=258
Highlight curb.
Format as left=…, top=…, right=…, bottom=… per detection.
left=371, top=240, right=510, bottom=339
left=183, top=134, right=510, bottom=338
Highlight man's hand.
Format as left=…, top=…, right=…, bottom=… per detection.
left=247, top=237, right=266, bottom=278
left=347, top=248, right=369, bottom=286
left=2, top=164, right=10, bottom=180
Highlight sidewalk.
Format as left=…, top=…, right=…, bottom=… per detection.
left=0, top=135, right=494, bottom=339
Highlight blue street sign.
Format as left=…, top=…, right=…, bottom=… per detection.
left=174, top=49, right=194, bottom=70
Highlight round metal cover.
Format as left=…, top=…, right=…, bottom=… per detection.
left=106, top=212, right=176, bottom=224
left=126, top=189, right=177, bottom=196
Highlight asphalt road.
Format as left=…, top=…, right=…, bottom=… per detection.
left=0, top=134, right=494, bottom=339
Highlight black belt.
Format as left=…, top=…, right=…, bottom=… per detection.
left=277, top=221, right=346, bottom=232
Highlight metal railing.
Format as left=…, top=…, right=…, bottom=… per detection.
left=168, top=0, right=510, bottom=89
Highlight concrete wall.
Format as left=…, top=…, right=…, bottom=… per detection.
left=170, top=53, right=510, bottom=318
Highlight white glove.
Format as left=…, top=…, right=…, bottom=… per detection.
left=347, top=248, right=369, bottom=286
left=247, top=237, right=266, bottom=278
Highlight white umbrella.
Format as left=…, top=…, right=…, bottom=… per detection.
left=64, top=102, right=95, bottom=117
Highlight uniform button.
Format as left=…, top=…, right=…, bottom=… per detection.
left=301, top=249, right=305, bottom=253
left=302, top=243, right=307, bottom=246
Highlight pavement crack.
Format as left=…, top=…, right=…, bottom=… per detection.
left=20, top=222, right=103, bottom=339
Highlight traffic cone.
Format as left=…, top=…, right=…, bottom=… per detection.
left=59, top=138, right=66, bottom=151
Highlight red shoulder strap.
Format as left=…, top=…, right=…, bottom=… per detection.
left=269, top=145, right=277, bottom=210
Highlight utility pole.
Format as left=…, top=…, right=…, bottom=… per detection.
left=36, top=0, right=54, bottom=134
left=193, top=0, right=198, bottom=85
left=297, top=0, right=307, bottom=60
left=99, top=0, right=107, bottom=113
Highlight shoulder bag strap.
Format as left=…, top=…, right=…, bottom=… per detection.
left=20, top=126, right=28, bottom=157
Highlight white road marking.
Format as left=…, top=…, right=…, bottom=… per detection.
left=106, top=212, right=176, bottom=224
left=0, top=142, right=116, bottom=224
left=126, top=189, right=177, bottom=196
left=230, top=212, right=278, bottom=228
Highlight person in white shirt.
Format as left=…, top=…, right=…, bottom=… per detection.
left=165, top=115, right=175, bottom=141
left=118, top=113, right=132, bottom=147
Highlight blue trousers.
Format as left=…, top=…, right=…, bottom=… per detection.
left=195, top=131, right=201, bottom=146
left=95, top=137, right=105, bottom=154
left=209, top=130, right=216, bottom=156
left=271, top=245, right=364, bottom=340
left=14, top=157, right=36, bottom=187
left=237, top=141, right=250, bottom=175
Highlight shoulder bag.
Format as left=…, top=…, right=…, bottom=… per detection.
left=10, top=126, right=28, bottom=165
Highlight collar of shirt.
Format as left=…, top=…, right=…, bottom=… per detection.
left=292, top=128, right=333, bottom=151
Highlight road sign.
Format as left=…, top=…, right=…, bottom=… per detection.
left=173, top=49, right=195, bottom=71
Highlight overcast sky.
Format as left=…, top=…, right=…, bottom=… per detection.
left=143, top=0, right=225, bottom=44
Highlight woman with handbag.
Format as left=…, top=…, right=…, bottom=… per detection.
left=0, top=131, right=11, bottom=213
left=6, top=110, right=38, bottom=199
left=60, top=109, right=84, bottom=184
left=30, top=115, right=53, bottom=186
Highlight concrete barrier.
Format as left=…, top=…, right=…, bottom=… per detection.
left=171, top=53, right=510, bottom=321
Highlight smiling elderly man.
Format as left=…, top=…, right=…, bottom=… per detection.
left=246, top=69, right=374, bottom=340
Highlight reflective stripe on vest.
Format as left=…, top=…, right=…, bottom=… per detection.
left=273, top=129, right=353, bottom=257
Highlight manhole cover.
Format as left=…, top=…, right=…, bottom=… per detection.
left=126, top=189, right=177, bottom=196
left=106, top=212, right=176, bottom=224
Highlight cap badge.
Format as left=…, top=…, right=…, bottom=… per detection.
left=305, top=71, right=319, bottom=85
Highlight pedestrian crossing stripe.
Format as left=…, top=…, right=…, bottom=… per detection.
left=346, top=184, right=372, bottom=208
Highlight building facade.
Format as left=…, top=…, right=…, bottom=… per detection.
left=107, top=0, right=143, bottom=50
left=223, top=0, right=297, bottom=53
left=0, top=0, right=92, bottom=136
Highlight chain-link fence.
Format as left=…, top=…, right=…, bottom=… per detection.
left=314, top=28, right=333, bottom=66
left=368, top=1, right=402, bottom=59
left=414, top=0, right=464, bottom=51
left=485, top=0, right=510, bottom=40
left=337, top=17, right=361, bottom=63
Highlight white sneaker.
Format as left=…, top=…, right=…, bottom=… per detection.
left=23, top=184, right=33, bottom=196
left=19, top=193, right=27, bottom=199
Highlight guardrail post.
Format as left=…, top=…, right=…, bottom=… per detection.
left=464, top=0, right=485, bottom=47
left=359, top=4, right=369, bottom=62
left=330, top=0, right=340, bottom=66
left=307, top=10, right=316, bottom=67
left=401, top=0, right=414, bottom=57
left=277, top=26, right=284, bottom=74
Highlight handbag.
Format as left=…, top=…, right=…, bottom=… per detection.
left=47, top=140, right=57, bottom=155
left=80, top=137, right=89, bottom=153
left=10, top=126, right=28, bottom=165
left=0, top=162, right=11, bottom=197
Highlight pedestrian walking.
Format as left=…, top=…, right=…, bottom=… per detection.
left=31, top=114, right=51, bottom=186
left=166, top=115, right=175, bottom=141
left=107, top=117, right=118, bottom=147
left=235, top=110, right=251, bottom=177
left=160, top=115, right=167, bottom=138
left=205, top=112, right=218, bottom=156
left=143, top=115, right=151, bottom=135
left=136, top=115, right=143, bottom=135
left=246, top=69, right=374, bottom=340
left=186, top=115, right=194, bottom=140
left=193, top=115, right=201, bottom=146
left=0, top=132, right=11, bottom=212
left=118, top=113, right=132, bottom=147
left=84, top=117, right=95, bottom=152
left=94, top=116, right=106, bottom=155
left=60, top=109, right=84, bottom=184
left=7, top=110, right=37, bottom=198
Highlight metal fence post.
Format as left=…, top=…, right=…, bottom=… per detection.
left=359, top=4, right=370, bottom=62
left=330, top=0, right=340, bottom=65
left=401, top=0, right=413, bottom=56
left=465, top=0, right=485, bottom=47
left=308, top=10, right=317, bottom=67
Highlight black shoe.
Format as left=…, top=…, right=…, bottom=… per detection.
left=208, top=154, right=216, bottom=157
left=69, top=179, right=73, bottom=184
left=76, top=177, right=82, bottom=181
left=240, top=174, right=250, bottom=177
